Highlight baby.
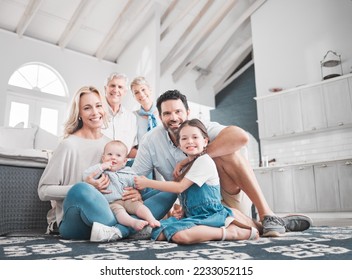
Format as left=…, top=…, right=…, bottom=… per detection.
left=83, top=140, right=160, bottom=231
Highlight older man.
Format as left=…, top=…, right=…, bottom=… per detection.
left=102, top=73, right=138, bottom=158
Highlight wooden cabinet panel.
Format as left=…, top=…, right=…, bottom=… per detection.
left=254, top=158, right=352, bottom=214
left=292, top=165, right=317, bottom=212
left=272, top=167, right=295, bottom=213
left=337, top=160, right=352, bottom=211
left=323, top=79, right=352, bottom=127
left=300, top=85, right=327, bottom=131
left=314, top=162, right=340, bottom=211
left=256, top=75, right=352, bottom=140
left=262, top=97, right=282, bottom=138
left=281, top=91, right=303, bottom=135
left=254, top=169, right=274, bottom=210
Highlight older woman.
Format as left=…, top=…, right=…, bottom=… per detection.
left=38, top=86, right=176, bottom=241
left=130, top=76, right=160, bottom=143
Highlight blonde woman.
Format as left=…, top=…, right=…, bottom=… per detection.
left=38, top=86, right=175, bottom=241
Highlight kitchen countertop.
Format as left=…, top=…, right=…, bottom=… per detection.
left=253, top=156, right=352, bottom=170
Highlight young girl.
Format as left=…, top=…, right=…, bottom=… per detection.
left=134, top=119, right=259, bottom=244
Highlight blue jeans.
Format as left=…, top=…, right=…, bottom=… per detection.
left=59, top=182, right=177, bottom=240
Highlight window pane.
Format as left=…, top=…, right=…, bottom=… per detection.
left=8, top=72, right=32, bottom=89
left=38, top=66, right=57, bottom=87
left=19, top=64, right=39, bottom=89
left=42, top=79, right=66, bottom=96
left=40, top=107, right=58, bottom=135
left=8, top=63, right=67, bottom=96
left=9, top=102, right=29, bottom=127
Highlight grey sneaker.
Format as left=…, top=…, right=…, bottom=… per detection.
left=282, top=214, right=313, bottom=232
left=129, top=226, right=152, bottom=240
left=262, top=215, right=286, bottom=237
left=90, top=222, right=122, bottom=242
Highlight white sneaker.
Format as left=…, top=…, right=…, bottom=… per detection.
left=90, top=222, right=122, bottom=242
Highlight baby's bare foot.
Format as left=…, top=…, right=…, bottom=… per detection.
left=148, top=220, right=161, bottom=228
left=132, top=220, right=149, bottom=231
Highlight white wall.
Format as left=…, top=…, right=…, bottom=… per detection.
left=252, top=0, right=352, bottom=97
left=261, top=129, right=352, bottom=165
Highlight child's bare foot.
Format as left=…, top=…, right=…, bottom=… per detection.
left=132, top=219, right=149, bottom=231
left=148, top=219, right=161, bottom=228
left=225, top=224, right=259, bottom=240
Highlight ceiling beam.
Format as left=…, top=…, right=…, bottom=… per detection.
left=215, top=58, right=254, bottom=94
left=195, top=18, right=250, bottom=89
left=16, top=0, right=43, bottom=37
left=160, top=0, right=179, bottom=25
left=58, top=0, right=96, bottom=49
left=114, top=1, right=156, bottom=62
left=171, top=0, right=238, bottom=82
left=213, top=38, right=252, bottom=93
left=95, top=0, right=145, bottom=59
left=161, top=0, right=199, bottom=40
left=195, top=0, right=267, bottom=89
left=161, top=0, right=215, bottom=74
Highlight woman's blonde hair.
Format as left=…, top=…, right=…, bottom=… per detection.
left=63, top=86, right=108, bottom=138
left=130, top=76, right=151, bottom=92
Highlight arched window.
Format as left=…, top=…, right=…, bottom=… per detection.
left=5, top=62, right=68, bottom=136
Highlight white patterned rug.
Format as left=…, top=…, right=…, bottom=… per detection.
left=0, top=226, right=351, bottom=260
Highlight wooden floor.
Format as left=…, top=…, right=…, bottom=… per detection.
left=313, top=218, right=352, bottom=227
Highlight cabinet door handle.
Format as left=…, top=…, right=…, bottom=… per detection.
left=345, top=161, right=352, bottom=165
left=338, top=122, right=344, bottom=126
left=298, top=166, right=305, bottom=170
left=319, top=164, right=328, bottom=168
left=278, top=168, right=285, bottom=172
left=311, top=127, right=317, bottom=131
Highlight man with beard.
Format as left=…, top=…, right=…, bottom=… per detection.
left=90, top=89, right=312, bottom=241
left=131, top=89, right=312, bottom=237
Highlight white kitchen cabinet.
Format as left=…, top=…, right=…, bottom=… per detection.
left=292, top=164, right=317, bottom=212
left=256, top=74, right=352, bottom=140
left=323, top=79, right=352, bottom=128
left=314, top=162, right=340, bottom=211
left=349, top=77, right=352, bottom=100
left=253, top=157, right=352, bottom=214
left=261, top=96, right=282, bottom=138
left=254, top=168, right=274, bottom=210
left=272, top=167, right=295, bottom=213
left=300, top=85, right=327, bottom=131
left=280, top=90, right=303, bottom=135
left=256, top=99, right=266, bottom=139
left=336, top=159, right=352, bottom=211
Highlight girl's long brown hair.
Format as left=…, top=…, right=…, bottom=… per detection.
left=175, top=119, right=209, bottom=182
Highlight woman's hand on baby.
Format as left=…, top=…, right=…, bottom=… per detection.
left=85, top=169, right=111, bottom=193
left=133, top=176, right=148, bottom=190
left=122, top=187, right=142, bottom=202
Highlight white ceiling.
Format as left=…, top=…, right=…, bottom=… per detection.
left=0, top=0, right=266, bottom=95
